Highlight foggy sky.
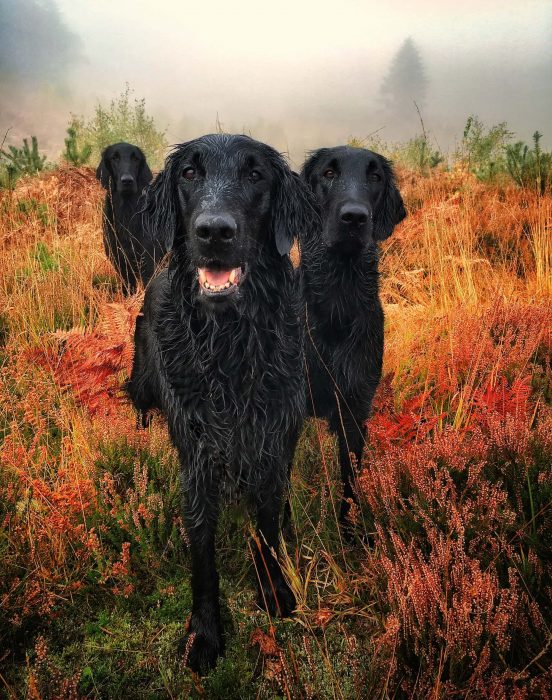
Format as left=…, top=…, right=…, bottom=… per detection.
left=1, top=0, right=551, bottom=166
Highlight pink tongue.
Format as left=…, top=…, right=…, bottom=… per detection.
left=205, top=269, right=231, bottom=286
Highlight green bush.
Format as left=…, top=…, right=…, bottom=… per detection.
left=69, top=85, right=168, bottom=169
left=0, top=135, right=47, bottom=188
left=506, top=131, right=552, bottom=195
left=350, top=133, right=444, bottom=175
left=63, top=117, right=92, bottom=166
left=395, top=134, right=444, bottom=174
left=456, top=115, right=513, bottom=181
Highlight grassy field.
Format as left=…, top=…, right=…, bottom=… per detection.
left=0, top=164, right=551, bottom=699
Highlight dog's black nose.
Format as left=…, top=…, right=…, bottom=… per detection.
left=195, top=214, right=237, bottom=243
left=339, top=204, right=369, bottom=227
left=120, top=174, right=135, bottom=185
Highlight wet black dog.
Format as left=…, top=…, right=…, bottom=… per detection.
left=128, top=134, right=317, bottom=672
left=96, top=142, right=164, bottom=293
left=299, top=146, right=406, bottom=532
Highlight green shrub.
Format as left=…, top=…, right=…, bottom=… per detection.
left=63, top=117, right=92, bottom=166
left=506, top=131, right=552, bottom=195
left=0, top=135, right=47, bottom=188
left=350, top=133, right=444, bottom=175
left=456, top=115, right=513, bottom=181
left=395, top=134, right=444, bottom=173
left=69, top=85, right=168, bottom=169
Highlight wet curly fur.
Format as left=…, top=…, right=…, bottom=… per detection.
left=96, top=142, right=165, bottom=293
left=128, top=134, right=318, bottom=672
left=299, top=146, right=406, bottom=531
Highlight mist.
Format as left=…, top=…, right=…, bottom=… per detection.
left=1, top=0, right=550, bottom=166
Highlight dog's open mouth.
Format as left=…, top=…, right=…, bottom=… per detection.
left=198, top=266, right=244, bottom=297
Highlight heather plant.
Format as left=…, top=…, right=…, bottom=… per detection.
left=358, top=300, right=552, bottom=696
left=93, top=440, right=186, bottom=585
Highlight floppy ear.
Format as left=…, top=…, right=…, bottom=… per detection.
left=272, top=163, right=320, bottom=256
left=300, top=148, right=328, bottom=188
left=137, top=154, right=153, bottom=191
left=373, top=159, right=407, bottom=241
left=96, top=150, right=112, bottom=190
left=141, top=160, right=178, bottom=251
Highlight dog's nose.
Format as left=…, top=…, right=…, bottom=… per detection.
left=120, top=174, right=135, bottom=185
left=339, top=204, right=370, bottom=228
left=195, top=214, right=237, bottom=243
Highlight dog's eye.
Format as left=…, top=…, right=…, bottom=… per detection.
left=249, top=170, right=262, bottom=183
left=323, top=169, right=336, bottom=180
left=182, top=167, right=196, bottom=181
left=112, top=153, right=120, bottom=161
left=368, top=173, right=381, bottom=183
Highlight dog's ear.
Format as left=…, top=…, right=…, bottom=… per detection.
left=374, top=159, right=406, bottom=241
left=300, top=148, right=328, bottom=189
left=272, top=162, right=320, bottom=256
left=137, top=154, right=153, bottom=191
left=141, top=161, right=178, bottom=251
left=96, top=149, right=112, bottom=190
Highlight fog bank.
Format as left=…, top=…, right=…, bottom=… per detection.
left=1, top=0, right=550, bottom=165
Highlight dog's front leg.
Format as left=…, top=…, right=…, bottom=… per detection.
left=182, top=477, right=223, bottom=673
left=254, top=483, right=296, bottom=618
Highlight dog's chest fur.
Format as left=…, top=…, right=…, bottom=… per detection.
left=156, top=263, right=304, bottom=491
left=301, top=249, right=384, bottom=420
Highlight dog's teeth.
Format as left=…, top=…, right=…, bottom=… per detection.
left=225, top=282, right=230, bottom=288
left=205, top=282, right=211, bottom=289
left=229, top=269, right=237, bottom=284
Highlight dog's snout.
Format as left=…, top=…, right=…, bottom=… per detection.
left=195, top=213, right=237, bottom=243
left=120, top=174, right=135, bottom=185
left=339, top=203, right=369, bottom=228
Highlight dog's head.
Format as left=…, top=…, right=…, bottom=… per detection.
left=96, top=142, right=153, bottom=196
left=301, top=146, right=406, bottom=254
left=143, top=133, right=317, bottom=311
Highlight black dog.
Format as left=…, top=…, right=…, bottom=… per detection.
left=299, top=146, right=406, bottom=531
left=128, top=134, right=317, bottom=672
left=96, top=142, right=164, bottom=293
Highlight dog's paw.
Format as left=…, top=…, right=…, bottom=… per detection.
left=181, top=615, right=224, bottom=674
left=257, top=575, right=296, bottom=618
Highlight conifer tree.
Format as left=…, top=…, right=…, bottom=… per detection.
left=380, top=37, right=427, bottom=118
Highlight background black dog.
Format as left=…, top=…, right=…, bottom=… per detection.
left=96, top=142, right=164, bottom=293
left=299, top=146, right=406, bottom=532
left=128, top=134, right=317, bottom=672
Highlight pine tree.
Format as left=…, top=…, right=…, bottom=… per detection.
left=380, top=37, right=427, bottom=119
left=63, top=120, right=92, bottom=167
left=1, top=136, right=46, bottom=187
